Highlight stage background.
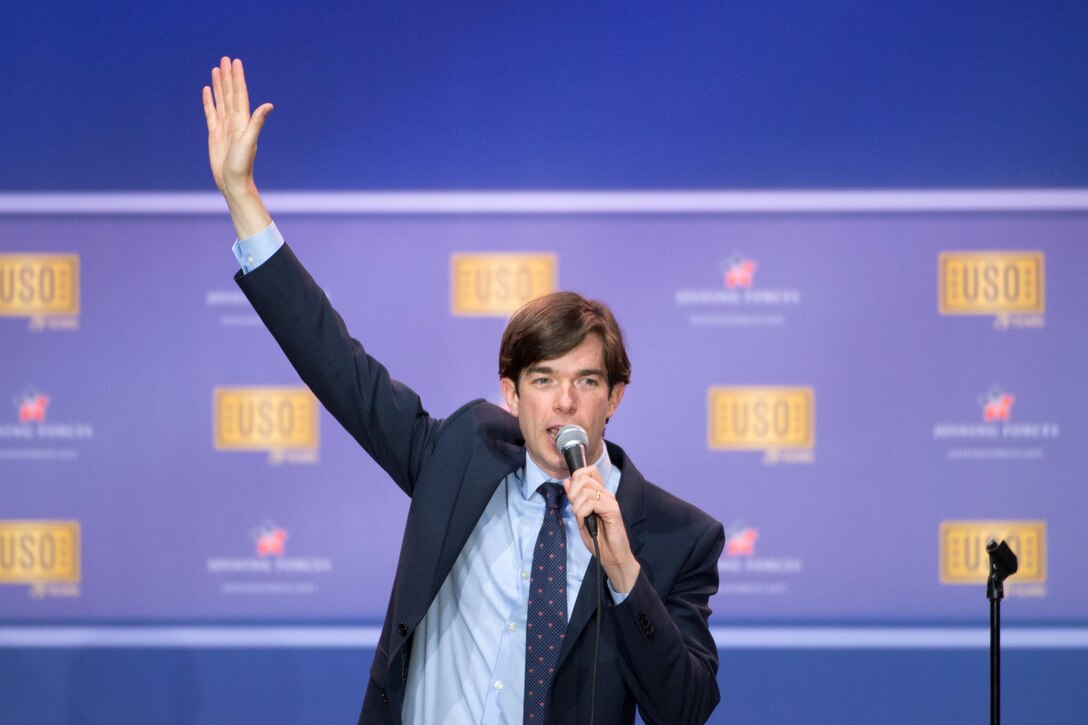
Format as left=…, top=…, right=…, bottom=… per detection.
left=2, top=4, right=1087, bottom=724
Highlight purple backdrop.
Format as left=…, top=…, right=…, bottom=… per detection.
left=2, top=201, right=1085, bottom=624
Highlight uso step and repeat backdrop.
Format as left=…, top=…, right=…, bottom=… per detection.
left=2, top=192, right=1086, bottom=626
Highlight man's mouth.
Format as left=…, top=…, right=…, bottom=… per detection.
left=546, top=426, right=564, bottom=448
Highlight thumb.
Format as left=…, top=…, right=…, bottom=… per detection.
left=242, top=103, right=274, bottom=145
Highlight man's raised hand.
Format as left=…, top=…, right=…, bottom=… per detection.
left=202, top=57, right=274, bottom=240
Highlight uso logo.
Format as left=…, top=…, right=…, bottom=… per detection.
left=708, top=387, right=814, bottom=451
left=940, top=520, right=1046, bottom=585
left=939, top=251, right=1044, bottom=315
left=0, top=254, right=80, bottom=317
left=450, top=253, right=556, bottom=316
left=0, top=520, right=81, bottom=584
left=214, top=388, right=318, bottom=452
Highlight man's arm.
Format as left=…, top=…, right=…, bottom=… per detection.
left=202, top=56, right=274, bottom=240
left=202, top=57, right=438, bottom=492
left=610, top=519, right=724, bottom=725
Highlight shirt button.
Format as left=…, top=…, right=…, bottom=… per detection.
left=246, top=255, right=255, bottom=264
left=507, top=622, right=517, bottom=631
left=521, top=570, right=529, bottom=580
left=494, top=680, right=503, bottom=690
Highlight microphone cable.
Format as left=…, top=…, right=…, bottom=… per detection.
left=589, top=527, right=601, bottom=725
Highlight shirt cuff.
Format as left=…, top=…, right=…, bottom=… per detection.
left=607, top=579, right=631, bottom=605
left=232, top=223, right=284, bottom=274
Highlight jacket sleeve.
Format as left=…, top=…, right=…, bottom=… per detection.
left=609, top=517, right=725, bottom=724
left=235, top=242, right=437, bottom=495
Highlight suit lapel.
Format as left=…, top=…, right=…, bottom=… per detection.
left=399, top=437, right=524, bottom=624
left=434, top=439, right=523, bottom=589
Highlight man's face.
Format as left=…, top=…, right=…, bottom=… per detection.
left=501, top=334, right=625, bottom=481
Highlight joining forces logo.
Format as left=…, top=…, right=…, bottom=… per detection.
left=718, top=522, right=803, bottom=597
left=675, top=252, right=800, bottom=327
left=0, top=387, right=95, bottom=461
left=206, top=521, right=332, bottom=597
left=932, top=385, right=1059, bottom=461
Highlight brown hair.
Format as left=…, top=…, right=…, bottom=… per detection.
left=499, top=291, right=631, bottom=391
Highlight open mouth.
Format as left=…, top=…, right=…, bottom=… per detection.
left=547, top=426, right=563, bottom=448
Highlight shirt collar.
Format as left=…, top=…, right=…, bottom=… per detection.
left=521, top=444, right=614, bottom=502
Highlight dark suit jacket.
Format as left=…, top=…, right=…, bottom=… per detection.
left=237, top=243, right=724, bottom=724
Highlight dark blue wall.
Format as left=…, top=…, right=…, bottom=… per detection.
left=2, top=2, right=1086, bottom=191
left=4, top=646, right=1087, bottom=724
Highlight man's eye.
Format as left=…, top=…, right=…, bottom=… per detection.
left=580, top=378, right=599, bottom=387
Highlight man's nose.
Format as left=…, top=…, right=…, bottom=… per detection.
left=554, top=382, right=576, bottom=412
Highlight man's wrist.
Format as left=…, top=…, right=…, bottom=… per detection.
left=224, top=186, right=272, bottom=241
left=607, top=559, right=641, bottom=595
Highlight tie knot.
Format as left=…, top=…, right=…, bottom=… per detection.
left=538, top=481, right=565, bottom=514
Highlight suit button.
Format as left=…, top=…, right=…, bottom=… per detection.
left=398, top=622, right=409, bottom=637
left=381, top=689, right=389, bottom=704
left=638, top=612, right=656, bottom=639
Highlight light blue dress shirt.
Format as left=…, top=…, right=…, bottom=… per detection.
left=232, top=223, right=284, bottom=273
left=403, top=452, right=622, bottom=725
left=233, top=224, right=629, bottom=724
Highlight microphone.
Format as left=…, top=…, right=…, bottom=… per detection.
left=558, top=424, right=603, bottom=725
left=556, top=424, right=598, bottom=538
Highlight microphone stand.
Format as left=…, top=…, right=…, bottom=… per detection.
left=986, top=539, right=1018, bottom=725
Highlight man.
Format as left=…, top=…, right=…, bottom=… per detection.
left=203, top=56, right=723, bottom=724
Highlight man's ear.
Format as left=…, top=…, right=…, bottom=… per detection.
left=607, top=382, right=626, bottom=418
left=500, top=377, right=519, bottom=416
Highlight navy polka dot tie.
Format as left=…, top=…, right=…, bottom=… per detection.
left=524, top=482, right=567, bottom=723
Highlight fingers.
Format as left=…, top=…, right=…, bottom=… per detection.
left=564, top=468, right=612, bottom=526
left=201, top=86, right=217, bottom=130
left=210, top=65, right=225, bottom=122
left=208, top=57, right=265, bottom=130
left=233, top=58, right=250, bottom=117
left=220, top=56, right=234, bottom=116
